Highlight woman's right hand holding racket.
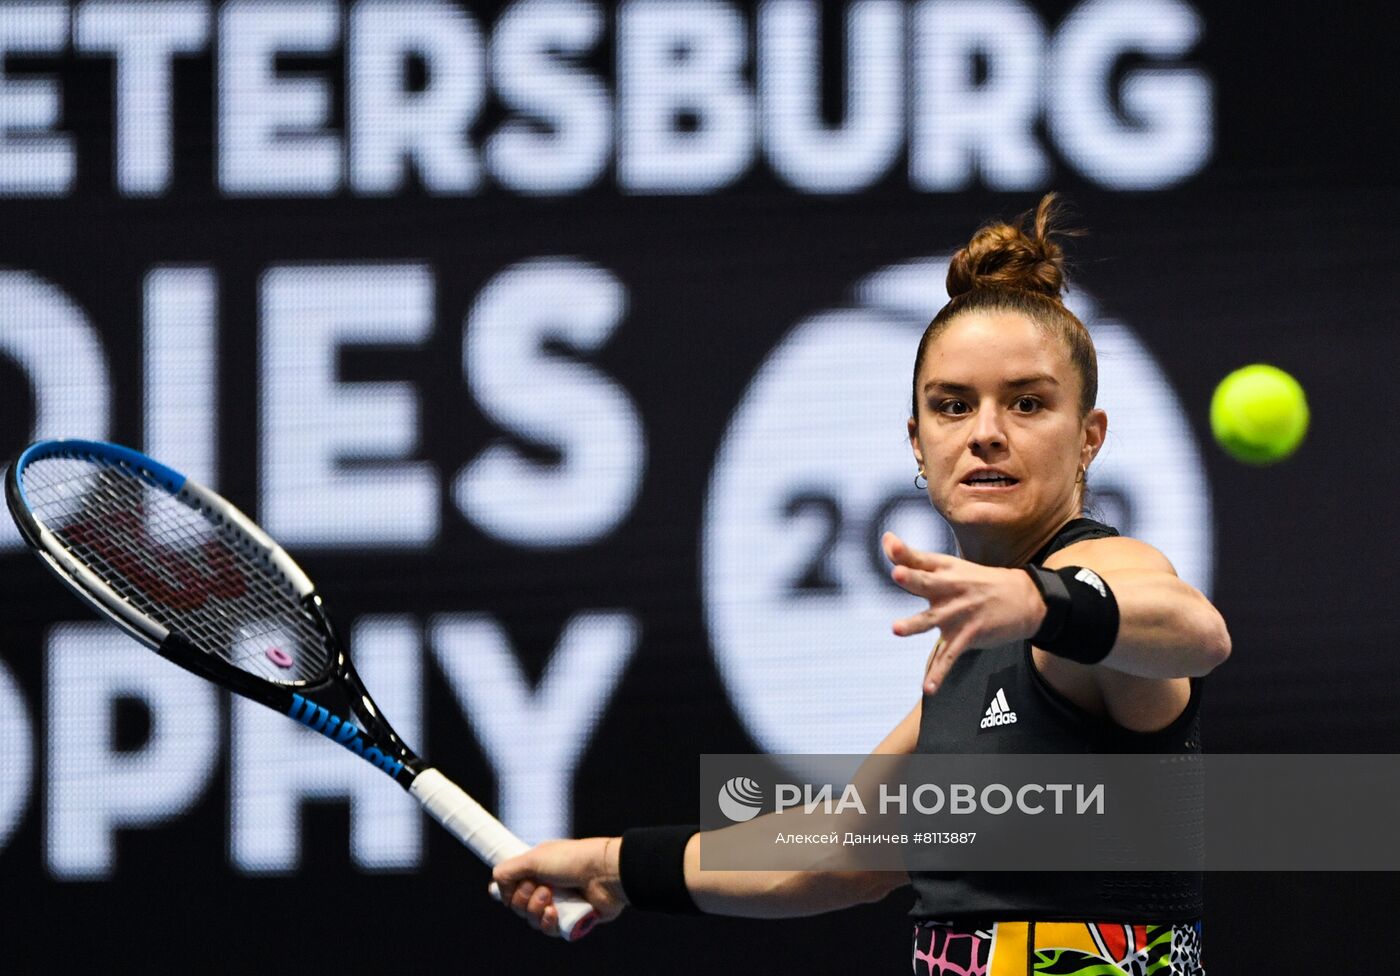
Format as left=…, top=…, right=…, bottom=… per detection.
left=493, top=837, right=628, bottom=937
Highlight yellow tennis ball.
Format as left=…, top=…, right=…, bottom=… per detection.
left=1210, top=364, right=1309, bottom=464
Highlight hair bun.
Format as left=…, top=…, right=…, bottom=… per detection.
left=946, top=193, right=1074, bottom=301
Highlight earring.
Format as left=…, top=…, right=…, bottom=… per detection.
left=915, top=467, right=928, bottom=490
left=1075, top=464, right=1086, bottom=484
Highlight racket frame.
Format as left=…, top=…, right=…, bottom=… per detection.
left=7, top=439, right=599, bottom=940
left=7, top=440, right=425, bottom=782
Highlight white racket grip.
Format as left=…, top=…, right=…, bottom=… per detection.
left=410, top=768, right=599, bottom=941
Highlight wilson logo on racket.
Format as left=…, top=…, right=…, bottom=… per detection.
left=62, top=509, right=246, bottom=611
left=288, top=693, right=404, bottom=779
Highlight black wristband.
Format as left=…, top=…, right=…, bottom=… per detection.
left=1022, top=565, right=1119, bottom=665
left=618, top=825, right=702, bottom=914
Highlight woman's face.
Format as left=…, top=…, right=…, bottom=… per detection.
left=909, top=312, right=1106, bottom=536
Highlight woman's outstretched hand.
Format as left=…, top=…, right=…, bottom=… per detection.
left=882, top=532, right=1046, bottom=694
left=493, top=837, right=628, bottom=937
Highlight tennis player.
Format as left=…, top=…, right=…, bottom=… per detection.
left=492, top=196, right=1230, bottom=974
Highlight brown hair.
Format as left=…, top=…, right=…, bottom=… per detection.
left=911, top=194, right=1097, bottom=419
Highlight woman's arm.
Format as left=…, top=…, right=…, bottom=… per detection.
left=1042, top=536, right=1231, bottom=680
left=882, top=532, right=1231, bottom=698
left=680, top=701, right=920, bottom=917
left=1033, top=535, right=1229, bottom=732
left=492, top=702, right=922, bottom=934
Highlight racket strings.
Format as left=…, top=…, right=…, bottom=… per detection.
left=21, top=454, right=331, bottom=685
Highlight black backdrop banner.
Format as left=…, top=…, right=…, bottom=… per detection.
left=1, top=1, right=1397, bottom=970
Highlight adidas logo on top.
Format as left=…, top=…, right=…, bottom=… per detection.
left=980, top=687, right=1018, bottom=729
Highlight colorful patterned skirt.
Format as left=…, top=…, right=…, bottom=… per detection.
left=912, top=919, right=1204, bottom=975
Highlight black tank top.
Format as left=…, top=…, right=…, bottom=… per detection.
left=909, top=517, right=1204, bottom=921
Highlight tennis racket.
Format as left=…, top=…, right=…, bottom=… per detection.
left=6, top=439, right=598, bottom=941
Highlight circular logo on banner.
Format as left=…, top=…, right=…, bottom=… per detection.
left=702, top=258, right=1213, bottom=755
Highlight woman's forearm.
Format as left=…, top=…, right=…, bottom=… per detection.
left=610, top=818, right=908, bottom=918
left=613, top=705, right=921, bottom=921
left=680, top=832, right=907, bottom=917
left=1094, top=568, right=1231, bottom=678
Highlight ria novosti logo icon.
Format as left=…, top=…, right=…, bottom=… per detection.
left=717, top=776, right=764, bottom=822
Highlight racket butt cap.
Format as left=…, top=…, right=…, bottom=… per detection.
left=567, top=910, right=599, bottom=941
